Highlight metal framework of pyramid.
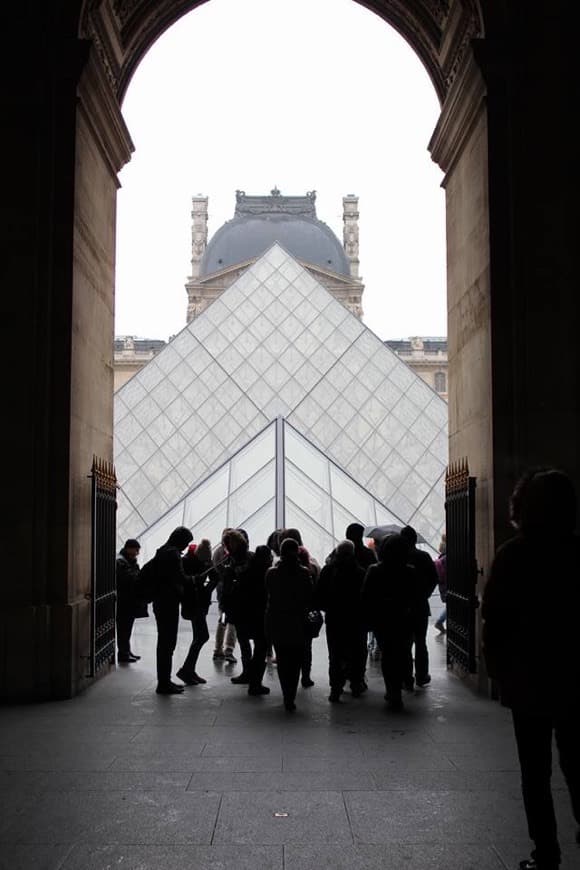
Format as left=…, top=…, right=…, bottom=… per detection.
left=135, top=418, right=422, bottom=564
left=114, top=243, right=448, bottom=560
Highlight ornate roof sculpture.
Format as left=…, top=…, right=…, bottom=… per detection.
left=115, top=243, right=448, bottom=561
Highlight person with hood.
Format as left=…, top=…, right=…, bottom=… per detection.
left=361, top=534, right=415, bottom=711
left=482, top=468, right=580, bottom=870
left=176, top=539, right=218, bottom=686
left=115, top=538, right=144, bottom=663
left=151, top=526, right=193, bottom=694
left=265, top=537, right=314, bottom=711
left=316, top=539, right=367, bottom=702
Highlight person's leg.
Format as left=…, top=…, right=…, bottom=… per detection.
left=224, top=621, right=237, bottom=659
left=555, top=709, right=580, bottom=829
left=213, top=610, right=225, bottom=656
left=349, top=624, right=369, bottom=693
left=326, top=622, right=345, bottom=699
left=413, top=612, right=430, bottom=684
left=154, top=602, right=180, bottom=688
left=231, top=631, right=252, bottom=682
left=248, top=633, right=269, bottom=692
left=435, top=606, right=446, bottom=630
left=512, top=709, right=560, bottom=867
left=301, top=638, right=314, bottom=687
left=275, top=643, right=301, bottom=708
left=180, top=613, right=210, bottom=677
left=116, top=605, right=133, bottom=658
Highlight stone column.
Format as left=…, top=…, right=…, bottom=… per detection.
left=186, top=195, right=208, bottom=322
left=0, top=32, right=133, bottom=699
left=342, top=195, right=360, bottom=280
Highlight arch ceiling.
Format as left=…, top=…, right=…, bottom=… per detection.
left=81, top=0, right=483, bottom=104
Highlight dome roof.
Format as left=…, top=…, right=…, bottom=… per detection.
left=200, top=190, right=350, bottom=278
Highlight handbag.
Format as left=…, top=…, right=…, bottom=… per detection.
left=305, top=608, right=323, bottom=639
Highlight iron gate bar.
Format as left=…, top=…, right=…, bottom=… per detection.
left=445, top=458, right=478, bottom=673
left=88, top=456, right=118, bottom=677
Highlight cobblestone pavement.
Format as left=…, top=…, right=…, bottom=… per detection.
left=1, top=605, right=578, bottom=869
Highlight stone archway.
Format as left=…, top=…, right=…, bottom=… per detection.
left=3, top=1, right=576, bottom=700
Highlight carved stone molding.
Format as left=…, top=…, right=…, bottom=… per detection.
left=77, top=47, right=134, bottom=180
left=429, top=47, right=486, bottom=178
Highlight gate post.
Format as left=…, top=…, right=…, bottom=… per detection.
left=88, top=456, right=118, bottom=677
left=445, top=459, right=479, bottom=674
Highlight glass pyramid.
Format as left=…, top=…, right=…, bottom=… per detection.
left=136, top=418, right=422, bottom=566
left=114, top=243, right=448, bottom=553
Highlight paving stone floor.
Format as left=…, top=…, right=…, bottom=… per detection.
left=1, top=605, right=578, bottom=870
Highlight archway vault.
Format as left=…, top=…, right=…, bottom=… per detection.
left=80, top=0, right=484, bottom=103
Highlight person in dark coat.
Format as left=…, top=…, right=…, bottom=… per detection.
left=224, top=543, right=273, bottom=696
left=482, top=468, right=580, bottom=870
left=265, top=537, right=314, bottom=711
left=316, top=539, right=367, bottom=702
left=152, top=526, right=193, bottom=695
left=361, top=534, right=415, bottom=711
left=176, top=539, right=218, bottom=686
left=400, top=525, right=439, bottom=689
left=115, top=538, right=143, bottom=663
left=220, top=530, right=256, bottom=687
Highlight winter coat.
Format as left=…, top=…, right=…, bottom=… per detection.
left=264, top=560, right=314, bottom=646
left=181, top=553, right=218, bottom=619
left=435, top=554, right=447, bottom=602
left=482, top=532, right=580, bottom=713
left=316, top=555, right=366, bottom=626
left=152, top=544, right=192, bottom=605
left=361, top=561, right=416, bottom=638
left=406, top=547, right=439, bottom=617
left=221, top=551, right=269, bottom=637
left=116, top=550, right=148, bottom=618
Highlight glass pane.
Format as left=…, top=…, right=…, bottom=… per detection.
left=142, top=450, right=173, bottom=487
left=329, top=466, right=374, bottom=526
left=138, top=504, right=185, bottom=564
left=183, top=464, right=229, bottom=528
left=170, top=328, right=197, bottom=359
left=115, top=413, right=143, bottom=449
left=128, top=395, right=161, bottom=428
left=239, top=500, right=276, bottom=551
left=191, top=500, right=229, bottom=548
left=284, top=426, right=329, bottom=490
left=285, top=462, right=332, bottom=529
left=230, top=423, right=276, bottom=490
left=155, top=345, right=181, bottom=375
left=167, top=360, right=195, bottom=392
left=228, top=461, right=275, bottom=526
left=332, top=500, right=365, bottom=541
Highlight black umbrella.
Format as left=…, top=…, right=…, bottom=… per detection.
left=363, top=524, right=428, bottom=545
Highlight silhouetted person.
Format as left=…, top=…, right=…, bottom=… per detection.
left=282, top=528, right=318, bottom=688
left=176, top=539, right=218, bottom=686
left=400, top=525, right=438, bottom=688
left=220, top=530, right=254, bottom=685
left=228, top=544, right=273, bottom=696
left=482, top=467, right=580, bottom=870
left=265, top=537, right=314, bottom=711
left=345, top=522, right=377, bottom=571
left=152, top=526, right=193, bottom=694
left=316, top=539, right=367, bottom=702
left=212, top=527, right=238, bottom=663
left=361, top=534, right=415, bottom=711
left=115, top=538, right=144, bottom=663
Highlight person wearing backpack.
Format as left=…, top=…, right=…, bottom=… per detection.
left=151, top=526, right=193, bottom=695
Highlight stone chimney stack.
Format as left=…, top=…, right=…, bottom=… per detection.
left=342, top=194, right=360, bottom=280
left=190, top=194, right=209, bottom=279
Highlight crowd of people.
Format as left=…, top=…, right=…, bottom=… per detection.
left=115, top=467, right=580, bottom=870
left=115, top=521, right=443, bottom=712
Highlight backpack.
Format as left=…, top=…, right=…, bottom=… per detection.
left=135, top=555, right=159, bottom=604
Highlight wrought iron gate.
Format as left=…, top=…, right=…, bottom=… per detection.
left=445, top=459, right=478, bottom=673
left=88, top=456, right=117, bottom=676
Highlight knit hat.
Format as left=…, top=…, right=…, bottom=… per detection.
left=124, top=538, right=140, bottom=549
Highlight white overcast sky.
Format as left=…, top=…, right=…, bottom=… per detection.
left=115, top=0, right=447, bottom=343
